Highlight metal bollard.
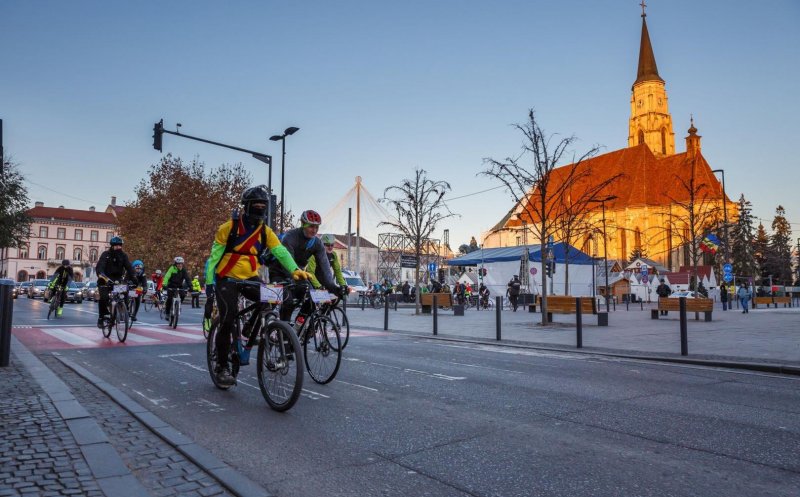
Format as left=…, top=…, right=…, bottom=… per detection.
left=384, top=295, right=389, bottom=331
left=626, top=299, right=629, bottom=311
left=433, top=295, right=438, bottom=335
left=495, top=296, right=502, bottom=341
left=361, top=295, right=366, bottom=311
left=575, top=297, right=583, bottom=348
left=394, top=295, right=398, bottom=311
left=679, top=297, right=688, bottom=356
left=0, top=282, right=13, bottom=367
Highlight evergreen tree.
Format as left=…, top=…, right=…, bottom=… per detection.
left=628, top=246, right=647, bottom=264
left=729, top=195, right=758, bottom=282
left=753, top=223, right=769, bottom=282
left=765, top=205, right=793, bottom=285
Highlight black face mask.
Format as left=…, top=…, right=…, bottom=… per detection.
left=245, top=205, right=266, bottom=226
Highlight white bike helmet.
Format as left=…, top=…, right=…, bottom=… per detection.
left=174, top=257, right=184, bottom=264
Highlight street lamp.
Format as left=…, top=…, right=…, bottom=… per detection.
left=269, top=126, right=300, bottom=233
left=711, top=169, right=729, bottom=261
left=590, top=195, right=618, bottom=311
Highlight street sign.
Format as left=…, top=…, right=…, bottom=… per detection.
left=428, top=262, right=437, bottom=274
left=641, top=264, right=648, bottom=274
left=642, top=274, right=648, bottom=283
left=530, top=267, right=537, bottom=275
left=723, top=263, right=733, bottom=273
left=400, top=255, right=418, bottom=268
left=548, top=235, right=554, bottom=249
left=723, top=273, right=733, bottom=283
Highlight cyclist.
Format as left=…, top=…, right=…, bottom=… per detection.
left=478, top=282, right=490, bottom=309
left=163, top=257, right=192, bottom=321
left=129, top=260, right=148, bottom=321
left=152, top=269, right=164, bottom=301
left=306, top=233, right=348, bottom=294
left=191, top=275, right=201, bottom=308
left=205, top=185, right=313, bottom=386
left=46, top=259, right=74, bottom=317
left=267, top=210, right=344, bottom=323
left=95, top=236, right=135, bottom=328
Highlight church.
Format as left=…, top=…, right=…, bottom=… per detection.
left=482, top=8, right=735, bottom=271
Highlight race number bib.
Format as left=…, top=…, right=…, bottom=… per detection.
left=310, top=290, right=332, bottom=304
left=260, top=284, right=283, bottom=304
left=128, top=290, right=138, bottom=298
left=113, top=284, right=127, bottom=294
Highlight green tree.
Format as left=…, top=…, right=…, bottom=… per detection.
left=380, top=168, right=457, bottom=314
left=764, top=205, right=793, bottom=285
left=116, top=155, right=251, bottom=277
left=753, top=223, right=769, bottom=283
left=730, top=194, right=758, bottom=282
left=0, top=156, right=32, bottom=252
left=628, top=246, right=648, bottom=264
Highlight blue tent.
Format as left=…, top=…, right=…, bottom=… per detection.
left=446, top=242, right=594, bottom=266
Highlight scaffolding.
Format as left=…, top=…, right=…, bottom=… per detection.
left=377, top=233, right=443, bottom=283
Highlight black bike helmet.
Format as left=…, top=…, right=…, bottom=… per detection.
left=240, top=185, right=270, bottom=219
left=110, top=236, right=123, bottom=246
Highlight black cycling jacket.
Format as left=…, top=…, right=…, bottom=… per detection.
left=268, top=228, right=338, bottom=292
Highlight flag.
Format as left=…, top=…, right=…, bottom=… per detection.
left=699, top=233, right=720, bottom=254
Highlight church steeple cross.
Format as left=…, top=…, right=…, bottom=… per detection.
left=640, top=0, right=647, bottom=18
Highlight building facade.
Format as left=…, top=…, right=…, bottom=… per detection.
left=0, top=202, right=118, bottom=282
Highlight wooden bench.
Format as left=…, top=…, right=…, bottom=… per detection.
left=651, top=297, right=713, bottom=321
left=536, top=296, right=607, bottom=326
left=752, top=296, right=792, bottom=308
left=420, top=293, right=453, bottom=313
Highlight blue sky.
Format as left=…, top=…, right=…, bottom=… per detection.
left=2, top=0, right=798, bottom=249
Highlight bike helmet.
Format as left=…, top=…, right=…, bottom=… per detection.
left=240, top=185, right=270, bottom=219
left=61, top=259, right=70, bottom=266
left=110, top=236, right=123, bottom=246
left=155, top=269, right=162, bottom=276
left=174, top=256, right=184, bottom=264
left=300, top=209, right=322, bottom=226
left=321, top=233, right=336, bottom=245
left=132, top=260, right=143, bottom=269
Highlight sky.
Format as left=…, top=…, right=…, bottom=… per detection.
left=2, top=0, right=799, bottom=250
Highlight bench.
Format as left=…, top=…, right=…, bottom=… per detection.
left=420, top=293, right=453, bottom=313
left=752, top=296, right=792, bottom=308
left=537, top=296, right=607, bottom=326
left=651, top=297, right=713, bottom=321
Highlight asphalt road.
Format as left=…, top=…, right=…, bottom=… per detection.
left=11, top=296, right=800, bottom=496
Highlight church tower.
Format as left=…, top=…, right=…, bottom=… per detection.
left=628, top=4, right=675, bottom=157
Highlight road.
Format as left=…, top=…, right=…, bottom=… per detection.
left=11, top=296, right=800, bottom=496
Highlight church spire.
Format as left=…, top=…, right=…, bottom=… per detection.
left=634, top=1, right=663, bottom=86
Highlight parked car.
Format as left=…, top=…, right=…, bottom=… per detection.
left=65, top=282, right=84, bottom=304
left=85, top=281, right=99, bottom=301
left=669, top=290, right=698, bottom=298
left=0, top=278, right=17, bottom=299
left=342, top=270, right=368, bottom=303
left=17, top=281, right=29, bottom=296
left=71, top=281, right=87, bottom=299
left=27, top=279, right=51, bottom=299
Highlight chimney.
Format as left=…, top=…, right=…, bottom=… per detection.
left=111, top=196, right=117, bottom=206
left=89, top=206, right=96, bottom=212
left=35, top=201, right=44, bottom=208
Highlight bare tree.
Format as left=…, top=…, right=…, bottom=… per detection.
left=380, top=168, right=457, bottom=314
left=481, top=110, right=600, bottom=323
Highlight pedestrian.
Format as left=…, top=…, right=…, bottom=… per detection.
left=655, top=278, right=671, bottom=315
left=507, top=275, right=521, bottom=311
left=402, top=281, right=410, bottom=302
left=720, top=285, right=728, bottom=311
left=191, top=275, right=201, bottom=308
left=737, top=282, right=752, bottom=313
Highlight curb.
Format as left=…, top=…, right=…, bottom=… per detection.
left=353, top=325, right=800, bottom=376
left=53, top=355, right=272, bottom=497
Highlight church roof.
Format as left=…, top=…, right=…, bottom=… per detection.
left=634, top=16, right=663, bottom=86
left=505, top=143, right=725, bottom=227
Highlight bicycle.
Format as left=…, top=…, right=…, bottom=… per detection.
left=371, top=292, right=386, bottom=309
left=143, top=291, right=162, bottom=313
left=206, top=279, right=303, bottom=412
left=319, top=295, right=350, bottom=350
left=165, top=288, right=185, bottom=329
left=101, top=282, right=133, bottom=342
left=286, top=282, right=342, bottom=384
left=46, top=286, right=66, bottom=320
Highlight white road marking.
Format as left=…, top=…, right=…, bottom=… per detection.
left=403, top=368, right=466, bottom=381
left=123, top=332, right=159, bottom=343
left=336, top=380, right=379, bottom=392
left=136, top=326, right=204, bottom=340
left=168, top=358, right=207, bottom=372
left=41, top=328, right=95, bottom=346
left=159, top=353, right=192, bottom=358
left=132, top=389, right=170, bottom=408
left=449, top=361, right=525, bottom=374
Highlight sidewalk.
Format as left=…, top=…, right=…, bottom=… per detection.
left=0, top=335, right=270, bottom=497
left=344, top=300, right=800, bottom=371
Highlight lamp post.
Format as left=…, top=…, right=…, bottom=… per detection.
left=590, top=195, right=618, bottom=311
left=711, top=169, right=729, bottom=261
left=269, top=126, right=300, bottom=233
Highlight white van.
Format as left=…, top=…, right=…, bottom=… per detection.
left=342, top=270, right=368, bottom=302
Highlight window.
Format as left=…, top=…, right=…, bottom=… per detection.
left=516, top=236, right=522, bottom=246
left=39, top=226, right=48, bottom=238
left=661, top=128, right=666, bottom=155
left=19, top=245, right=29, bottom=259
left=73, top=247, right=82, bottom=261
left=634, top=228, right=642, bottom=253
left=90, top=248, right=98, bottom=263
left=637, top=130, right=644, bottom=145
left=106, top=231, right=113, bottom=242
left=618, top=228, right=627, bottom=261
left=37, top=246, right=47, bottom=260
left=55, top=246, right=65, bottom=260
left=75, top=229, right=83, bottom=241
left=90, top=230, right=98, bottom=241
left=57, top=228, right=66, bottom=239
left=17, top=270, right=28, bottom=282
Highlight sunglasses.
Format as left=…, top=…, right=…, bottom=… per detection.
left=324, top=244, right=334, bottom=248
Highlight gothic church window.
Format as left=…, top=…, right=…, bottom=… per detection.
left=638, top=130, right=644, bottom=145
left=661, top=128, right=666, bottom=155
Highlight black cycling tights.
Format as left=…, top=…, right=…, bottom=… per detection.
left=214, top=278, right=260, bottom=368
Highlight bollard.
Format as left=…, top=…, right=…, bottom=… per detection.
left=612, top=297, right=616, bottom=311
left=342, top=297, right=347, bottom=315
left=495, top=296, right=502, bottom=341
left=626, top=299, right=629, bottom=311
left=361, top=295, right=366, bottom=311
left=679, top=297, right=688, bottom=356
left=433, top=295, right=438, bottom=336
left=394, top=295, right=398, bottom=311
left=0, top=282, right=13, bottom=367
left=640, top=300, right=643, bottom=311
left=575, top=297, right=583, bottom=348
left=384, top=295, right=389, bottom=331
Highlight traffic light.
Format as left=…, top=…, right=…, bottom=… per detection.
left=153, top=119, right=164, bottom=152
left=545, top=261, right=554, bottom=277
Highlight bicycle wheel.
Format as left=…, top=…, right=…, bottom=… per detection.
left=257, top=319, right=303, bottom=412
left=303, top=315, right=341, bottom=384
left=103, top=305, right=113, bottom=338
left=327, top=306, right=350, bottom=351
left=115, top=304, right=129, bottom=342
left=144, top=297, right=152, bottom=312
left=170, top=299, right=180, bottom=329
left=47, top=293, right=58, bottom=320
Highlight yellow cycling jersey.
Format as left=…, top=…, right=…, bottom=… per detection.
left=212, top=219, right=281, bottom=280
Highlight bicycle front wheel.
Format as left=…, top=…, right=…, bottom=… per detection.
left=304, top=316, right=341, bottom=384
left=144, top=297, right=152, bottom=312
left=170, top=300, right=180, bottom=329
left=115, top=304, right=129, bottom=342
left=102, top=305, right=113, bottom=338
left=257, top=319, right=304, bottom=412
left=47, top=294, right=57, bottom=320
left=327, top=307, right=350, bottom=351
